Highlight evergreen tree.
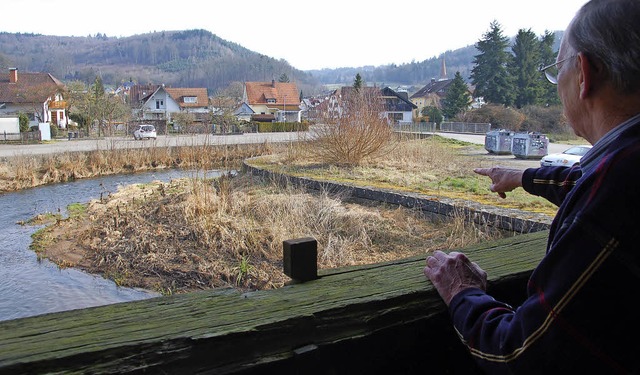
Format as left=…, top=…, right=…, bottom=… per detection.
left=422, top=106, right=443, bottom=125
left=509, top=29, right=542, bottom=108
left=278, top=73, right=290, bottom=83
left=442, top=72, right=472, bottom=119
left=470, top=21, right=514, bottom=106
left=353, top=73, right=363, bottom=91
left=18, top=113, right=29, bottom=132
left=539, top=31, right=561, bottom=106
left=92, top=76, right=105, bottom=98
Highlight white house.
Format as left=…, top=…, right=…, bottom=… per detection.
left=138, top=85, right=209, bottom=122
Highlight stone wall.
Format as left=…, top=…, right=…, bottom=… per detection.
left=243, top=160, right=552, bottom=234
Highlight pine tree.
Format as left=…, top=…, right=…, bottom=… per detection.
left=510, top=29, right=542, bottom=108
left=278, top=73, right=290, bottom=83
left=442, top=72, right=471, bottom=119
left=353, top=73, right=363, bottom=91
left=92, top=76, right=105, bottom=99
left=470, top=21, right=514, bottom=106
left=539, top=31, right=561, bottom=106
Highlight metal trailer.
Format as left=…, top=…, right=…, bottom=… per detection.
left=511, top=132, right=549, bottom=159
left=484, top=129, right=514, bottom=154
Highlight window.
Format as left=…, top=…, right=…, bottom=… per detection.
left=184, top=96, right=197, bottom=104
left=266, top=98, right=276, bottom=104
left=155, top=99, right=164, bottom=109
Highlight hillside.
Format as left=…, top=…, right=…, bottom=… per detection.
left=0, top=29, right=562, bottom=95
left=0, top=30, right=320, bottom=95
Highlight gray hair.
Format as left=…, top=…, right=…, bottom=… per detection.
left=567, top=0, right=640, bottom=94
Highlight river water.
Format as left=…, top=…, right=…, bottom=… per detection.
left=0, top=169, right=224, bottom=322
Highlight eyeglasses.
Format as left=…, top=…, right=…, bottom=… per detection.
left=539, top=55, right=576, bottom=84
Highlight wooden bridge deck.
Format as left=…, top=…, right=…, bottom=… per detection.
left=0, top=230, right=547, bottom=374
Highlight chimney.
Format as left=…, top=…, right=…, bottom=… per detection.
left=9, top=68, right=17, bottom=83
left=272, top=79, right=275, bottom=88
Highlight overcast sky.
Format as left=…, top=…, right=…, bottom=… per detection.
left=3, top=0, right=588, bottom=70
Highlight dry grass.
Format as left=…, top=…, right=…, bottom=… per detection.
left=251, top=135, right=558, bottom=217
left=34, top=172, right=504, bottom=295
left=0, top=142, right=278, bottom=192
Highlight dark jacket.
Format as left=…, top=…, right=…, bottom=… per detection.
left=449, top=120, right=640, bottom=374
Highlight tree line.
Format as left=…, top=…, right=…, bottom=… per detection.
left=435, top=21, right=566, bottom=135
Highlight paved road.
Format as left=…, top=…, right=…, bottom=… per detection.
left=433, top=132, right=578, bottom=169
left=0, top=131, right=573, bottom=164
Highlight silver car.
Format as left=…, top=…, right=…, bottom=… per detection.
left=133, top=124, right=157, bottom=140
left=540, top=145, right=592, bottom=167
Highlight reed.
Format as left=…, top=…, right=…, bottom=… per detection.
left=0, top=142, right=281, bottom=193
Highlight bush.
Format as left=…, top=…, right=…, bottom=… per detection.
left=49, top=124, right=58, bottom=138
left=309, top=88, right=396, bottom=166
left=459, top=105, right=525, bottom=130
left=19, top=113, right=29, bottom=132
left=518, top=105, right=565, bottom=133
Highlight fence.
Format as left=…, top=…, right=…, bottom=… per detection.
left=440, top=122, right=491, bottom=134
left=393, top=122, right=436, bottom=133
left=1, top=130, right=41, bottom=143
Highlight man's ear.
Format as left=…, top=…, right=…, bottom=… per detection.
left=578, top=52, right=600, bottom=99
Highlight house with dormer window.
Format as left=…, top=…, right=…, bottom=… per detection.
left=136, top=85, right=209, bottom=123
left=242, top=80, right=301, bottom=122
left=327, top=86, right=417, bottom=124
left=0, top=68, right=67, bottom=128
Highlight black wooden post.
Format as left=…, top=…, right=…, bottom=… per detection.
left=283, top=237, right=318, bottom=282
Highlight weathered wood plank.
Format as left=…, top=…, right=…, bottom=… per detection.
left=0, top=231, right=548, bottom=374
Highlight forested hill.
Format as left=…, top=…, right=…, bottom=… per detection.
left=306, top=44, right=478, bottom=89
left=0, top=29, right=562, bottom=95
left=0, top=29, right=319, bottom=94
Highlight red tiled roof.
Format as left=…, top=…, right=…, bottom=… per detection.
left=165, top=87, right=209, bottom=108
left=245, top=81, right=300, bottom=109
left=0, top=70, right=65, bottom=103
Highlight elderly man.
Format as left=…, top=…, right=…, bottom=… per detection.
left=423, top=0, right=640, bottom=373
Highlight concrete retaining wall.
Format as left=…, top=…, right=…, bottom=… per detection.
left=243, top=160, right=552, bottom=234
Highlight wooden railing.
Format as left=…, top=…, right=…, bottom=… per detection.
left=0, top=231, right=547, bottom=374
left=0, top=164, right=551, bottom=374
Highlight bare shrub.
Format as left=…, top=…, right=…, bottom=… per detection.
left=458, top=104, right=525, bottom=130
left=308, top=87, right=396, bottom=166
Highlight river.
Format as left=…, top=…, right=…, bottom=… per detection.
left=0, top=169, right=225, bottom=322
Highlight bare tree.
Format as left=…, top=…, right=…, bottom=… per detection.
left=172, top=112, right=196, bottom=133
left=309, top=87, right=396, bottom=166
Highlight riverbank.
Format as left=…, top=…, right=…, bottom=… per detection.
left=33, top=136, right=559, bottom=296
left=0, top=141, right=280, bottom=193
left=29, top=135, right=557, bottom=295
left=32, top=171, right=510, bottom=295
